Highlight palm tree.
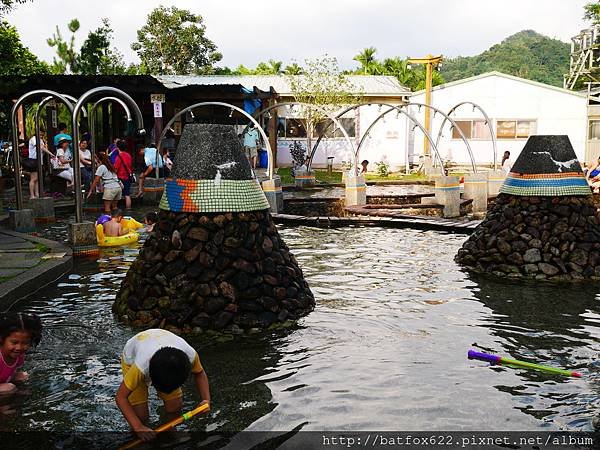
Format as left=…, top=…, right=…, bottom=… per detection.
left=284, top=63, right=303, bottom=75
left=353, top=47, right=377, bottom=74
left=268, top=59, right=283, bottom=74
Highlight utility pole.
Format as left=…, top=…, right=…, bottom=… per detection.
left=407, top=54, right=443, bottom=157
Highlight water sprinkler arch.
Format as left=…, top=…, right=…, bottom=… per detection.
left=11, top=89, right=75, bottom=209
left=34, top=95, right=75, bottom=198
left=156, top=102, right=274, bottom=180
left=89, top=96, right=133, bottom=178
left=353, top=105, right=445, bottom=176
left=71, top=87, right=145, bottom=222
left=436, top=101, right=498, bottom=170
left=406, top=102, right=477, bottom=173
left=309, top=102, right=447, bottom=175
left=254, top=101, right=357, bottom=173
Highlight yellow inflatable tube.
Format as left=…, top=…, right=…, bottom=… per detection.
left=96, top=217, right=143, bottom=247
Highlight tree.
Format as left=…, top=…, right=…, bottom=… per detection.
left=46, top=18, right=80, bottom=74
left=353, top=47, right=379, bottom=75
left=79, top=18, right=128, bottom=75
left=0, top=0, right=30, bottom=16
left=584, top=1, right=600, bottom=24
left=288, top=55, right=363, bottom=168
left=0, top=20, right=47, bottom=138
left=131, top=5, right=222, bottom=74
left=0, top=20, right=47, bottom=75
left=284, top=63, right=303, bottom=75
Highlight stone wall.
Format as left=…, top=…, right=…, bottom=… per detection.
left=455, top=194, right=600, bottom=281
left=113, top=209, right=315, bottom=333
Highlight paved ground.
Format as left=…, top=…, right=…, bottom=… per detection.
left=0, top=232, right=44, bottom=281
left=0, top=223, right=72, bottom=310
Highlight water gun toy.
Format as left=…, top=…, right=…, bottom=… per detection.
left=468, top=350, right=581, bottom=378
left=118, top=402, right=209, bottom=449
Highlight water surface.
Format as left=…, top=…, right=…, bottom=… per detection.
left=2, top=226, right=599, bottom=445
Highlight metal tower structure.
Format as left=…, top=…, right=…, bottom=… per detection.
left=564, top=25, right=600, bottom=91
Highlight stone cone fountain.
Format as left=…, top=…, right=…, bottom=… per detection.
left=113, top=124, right=315, bottom=333
left=455, top=135, right=600, bottom=282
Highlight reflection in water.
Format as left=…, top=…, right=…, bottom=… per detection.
left=467, top=274, right=600, bottom=428
left=1, top=226, right=598, bottom=446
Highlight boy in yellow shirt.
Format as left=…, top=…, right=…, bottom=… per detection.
left=116, top=329, right=210, bottom=442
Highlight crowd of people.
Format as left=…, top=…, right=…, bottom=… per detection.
left=10, top=123, right=174, bottom=209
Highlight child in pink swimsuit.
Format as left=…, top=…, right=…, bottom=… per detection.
left=0, top=313, right=42, bottom=395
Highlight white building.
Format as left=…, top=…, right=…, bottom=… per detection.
left=410, top=71, right=588, bottom=168
left=229, top=75, right=411, bottom=169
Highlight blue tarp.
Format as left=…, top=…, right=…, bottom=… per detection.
left=242, top=87, right=262, bottom=115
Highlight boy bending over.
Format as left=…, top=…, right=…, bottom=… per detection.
left=116, top=329, right=210, bottom=442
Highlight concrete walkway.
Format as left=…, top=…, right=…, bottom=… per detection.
left=271, top=212, right=481, bottom=234
left=0, top=226, right=73, bottom=310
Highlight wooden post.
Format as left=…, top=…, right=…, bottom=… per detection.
left=268, top=106, right=278, bottom=168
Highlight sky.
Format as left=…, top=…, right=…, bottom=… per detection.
left=5, top=0, right=592, bottom=70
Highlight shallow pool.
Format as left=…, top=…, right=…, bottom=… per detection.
left=2, top=226, right=599, bottom=446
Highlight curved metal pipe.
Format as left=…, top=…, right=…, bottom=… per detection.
left=436, top=101, right=497, bottom=170
left=34, top=95, right=75, bottom=198
left=89, top=97, right=133, bottom=177
left=254, top=101, right=357, bottom=173
left=406, top=102, right=476, bottom=173
left=11, top=89, right=74, bottom=209
left=354, top=106, right=445, bottom=176
left=156, top=102, right=274, bottom=180
left=71, top=87, right=145, bottom=222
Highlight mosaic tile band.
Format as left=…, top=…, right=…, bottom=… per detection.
left=159, top=178, right=270, bottom=212
left=500, top=172, right=591, bottom=196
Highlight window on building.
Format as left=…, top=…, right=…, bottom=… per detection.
left=496, top=120, right=536, bottom=139
left=280, top=117, right=356, bottom=139
left=451, top=119, right=491, bottom=139
left=452, top=121, right=471, bottom=139
left=589, top=120, right=600, bottom=140
left=472, top=120, right=492, bottom=139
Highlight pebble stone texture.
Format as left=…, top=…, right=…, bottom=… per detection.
left=114, top=124, right=315, bottom=333
left=456, top=135, right=600, bottom=282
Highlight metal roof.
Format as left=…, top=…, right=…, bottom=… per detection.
left=411, top=71, right=587, bottom=98
left=154, top=75, right=409, bottom=97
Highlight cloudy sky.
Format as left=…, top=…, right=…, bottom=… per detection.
left=6, top=0, right=591, bottom=69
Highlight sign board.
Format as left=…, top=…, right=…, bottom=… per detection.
left=151, top=94, right=165, bottom=103
left=51, top=109, right=57, bottom=128
left=153, top=102, right=163, bottom=118
left=173, top=122, right=182, bottom=136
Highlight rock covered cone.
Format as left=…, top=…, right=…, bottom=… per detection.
left=113, top=123, right=314, bottom=333
left=455, top=194, right=600, bottom=281
left=113, top=209, right=315, bottom=332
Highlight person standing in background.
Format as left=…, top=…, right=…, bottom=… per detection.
left=242, top=125, right=260, bottom=169
left=113, top=140, right=134, bottom=210
left=79, top=140, right=93, bottom=190
left=501, top=151, right=512, bottom=173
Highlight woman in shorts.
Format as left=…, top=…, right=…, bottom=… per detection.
left=87, top=152, right=122, bottom=213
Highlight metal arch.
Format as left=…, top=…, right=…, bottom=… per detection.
left=34, top=95, right=75, bottom=199
left=71, top=87, right=145, bottom=222
left=310, top=102, right=391, bottom=162
left=354, top=106, right=445, bottom=176
left=11, top=89, right=75, bottom=209
left=438, top=101, right=498, bottom=170
left=406, top=102, right=477, bottom=173
left=156, top=102, right=274, bottom=180
left=254, top=101, right=357, bottom=173
left=89, top=97, right=133, bottom=177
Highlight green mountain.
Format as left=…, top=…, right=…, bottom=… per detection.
left=440, top=30, right=570, bottom=87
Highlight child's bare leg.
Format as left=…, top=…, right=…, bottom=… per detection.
left=0, top=383, right=17, bottom=395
